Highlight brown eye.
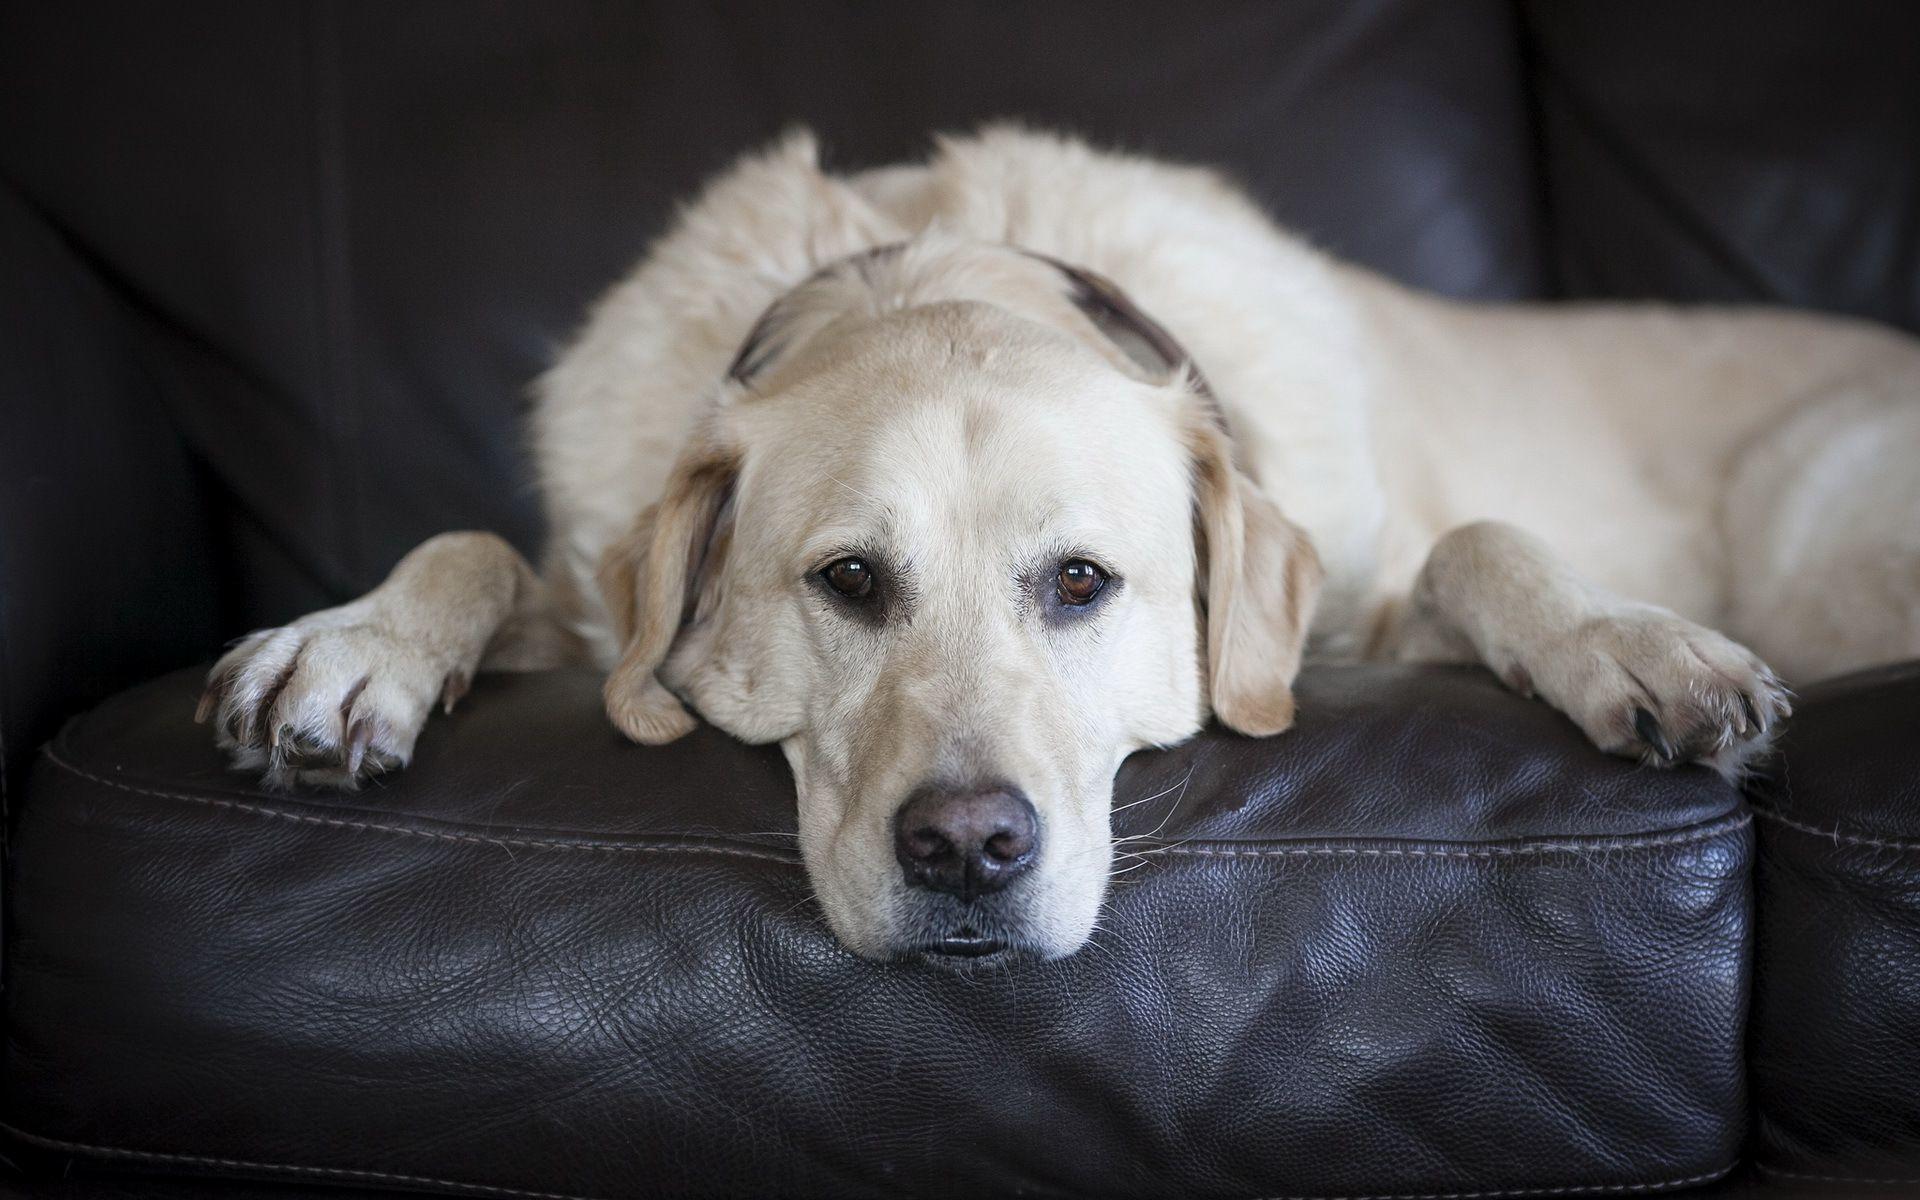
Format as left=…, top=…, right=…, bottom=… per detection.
left=1057, top=559, right=1108, bottom=605
left=821, top=557, right=873, bottom=599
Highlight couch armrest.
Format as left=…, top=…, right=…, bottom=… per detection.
left=0, top=183, right=223, bottom=808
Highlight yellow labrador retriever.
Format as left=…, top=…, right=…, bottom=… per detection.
left=198, top=128, right=1920, bottom=961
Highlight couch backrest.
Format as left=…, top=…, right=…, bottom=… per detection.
left=0, top=0, right=1558, bottom=621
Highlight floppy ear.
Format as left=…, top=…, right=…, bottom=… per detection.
left=597, top=439, right=739, bottom=744
left=1188, top=416, right=1324, bottom=736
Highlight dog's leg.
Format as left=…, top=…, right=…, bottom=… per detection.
left=1722, top=383, right=1920, bottom=682
left=198, top=531, right=577, bottom=788
left=1393, top=520, right=1790, bottom=779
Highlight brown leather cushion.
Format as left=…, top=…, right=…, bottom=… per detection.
left=6, top=664, right=1750, bottom=1198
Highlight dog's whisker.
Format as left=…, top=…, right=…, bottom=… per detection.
left=1111, top=763, right=1198, bottom=849
left=1110, top=764, right=1197, bottom=816
left=775, top=890, right=820, bottom=920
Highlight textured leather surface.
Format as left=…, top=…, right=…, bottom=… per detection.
left=0, top=1166, right=1874, bottom=1200
left=0, top=1167, right=1842, bottom=1200
left=7, top=665, right=1750, bottom=1199
left=0, top=1176, right=409, bottom=1200
left=1748, top=663, right=1920, bottom=1192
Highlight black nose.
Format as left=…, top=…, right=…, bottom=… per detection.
left=893, top=784, right=1039, bottom=901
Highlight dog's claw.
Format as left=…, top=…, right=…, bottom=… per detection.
left=1633, top=706, right=1674, bottom=762
left=339, top=674, right=370, bottom=730
left=441, top=669, right=471, bottom=715
left=194, top=687, right=218, bottom=724
left=1738, top=691, right=1762, bottom=735
left=345, top=719, right=374, bottom=776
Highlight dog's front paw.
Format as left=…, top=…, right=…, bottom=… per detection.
left=197, top=608, right=472, bottom=789
left=1529, top=608, right=1791, bottom=779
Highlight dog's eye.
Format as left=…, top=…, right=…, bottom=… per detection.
left=821, top=557, right=874, bottom=599
left=1057, top=559, right=1108, bottom=605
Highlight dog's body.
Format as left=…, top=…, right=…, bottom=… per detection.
left=201, top=128, right=1920, bottom=959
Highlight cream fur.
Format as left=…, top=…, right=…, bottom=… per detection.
left=201, top=127, right=1920, bottom=960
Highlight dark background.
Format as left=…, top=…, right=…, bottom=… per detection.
left=3, top=0, right=1917, bottom=799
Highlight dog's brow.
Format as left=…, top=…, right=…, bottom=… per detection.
left=799, top=525, right=894, bottom=572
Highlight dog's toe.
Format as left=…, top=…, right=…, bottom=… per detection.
left=1542, top=609, right=1790, bottom=781
left=199, top=616, right=453, bottom=791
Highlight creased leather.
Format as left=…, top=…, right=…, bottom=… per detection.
left=1748, top=664, right=1920, bottom=1190
left=6, top=666, right=1749, bottom=1199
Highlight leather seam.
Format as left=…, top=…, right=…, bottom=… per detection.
left=1153, top=814, right=1747, bottom=859
left=41, top=746, right=1747, bottom=863
left=1751, top=806, right=1920, bottom=852
left=1253, top=1165, right=1736, bottom=1198
left=40, top=747, right=802, bottom=865
left=1760, top=1165, right=1920, bottom=1185
left=0, top=1118, right=1739, bottom=1200
left=0, top=1120, right=608, bottom=1200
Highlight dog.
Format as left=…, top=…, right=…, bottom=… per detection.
left=197, top=127, right=1920, bottom=962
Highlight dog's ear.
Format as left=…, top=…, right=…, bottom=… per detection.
left=1188, top=412, right=1323, bottom=736
left=596, top=437, right=739, bottom=744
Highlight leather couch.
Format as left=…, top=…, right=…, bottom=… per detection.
left=3, top=3, right=1916, bottom=1196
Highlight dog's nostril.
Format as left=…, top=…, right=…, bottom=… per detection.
left=893, top=784, right=1039, bottom=901
left=984, top=829, right=1030, bottom=862
left=903, top=827, right=953, bottom=862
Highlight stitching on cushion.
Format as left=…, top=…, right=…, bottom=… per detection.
left=1156, top=815, right=1747, bottom=860
left=1760, top=1165, right=1920, bottom=1185
left=1254, top=1166, right=1737, bottom=1198
left=41, top=747, right=802, bottom=865
left=41, top=746, right=1748, bottom=863
left=0, top=1121, right=1738, bottom=1199
left=1752, top=806, right=1920, bottom=853
left=0, top=1120, right=605, bottom=1199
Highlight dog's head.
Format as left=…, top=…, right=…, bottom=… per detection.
left=598, top=237, right=1320, bottom=961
